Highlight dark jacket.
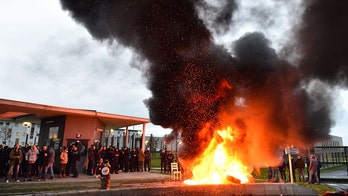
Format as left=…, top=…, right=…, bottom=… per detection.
left=8, top=148, right=23, bottom=166
left=296, top=158, right=305, bottom=169
left=70, top=149, right=80, bottom=162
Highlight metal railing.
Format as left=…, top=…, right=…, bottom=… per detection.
left=314, top=146, right=348, bottom=175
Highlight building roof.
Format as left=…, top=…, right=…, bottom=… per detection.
left=0, top=98, right=149, bottom=129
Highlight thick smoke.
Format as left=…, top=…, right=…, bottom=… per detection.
left=194, top=0, right=237, bottom=34
left=60, top=0, right=347, bottom=169
left=297, top=0, right=348, bottom=86
left=294, top=0, right=348, bottom=145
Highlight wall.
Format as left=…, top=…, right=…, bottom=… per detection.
left=64, top=115, right=105, bottom=147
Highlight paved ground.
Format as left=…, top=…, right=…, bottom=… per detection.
left=0, top=171, right=178, bottom=195
left=0, top=172, right=318, bottom=196
left=1, top=168, right=348, bottom=195
left=321, top=168, right=348, bottom=180
left=320, top=168, right=348, bottom=193
left=1, top=170, right=172, bottom=182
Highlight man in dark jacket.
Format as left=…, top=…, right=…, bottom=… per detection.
left=5, top=144, right=23, bottom=183
left=69, top=144, right=80, bottom=178
left=112, top=148, right=120, bottom=174
left=295, top=155, right=305, bottom=182
left=41, top=145, right=50, bottom=181
left=21, top=143, right=30, bottom=181
left=123, top=147, right=130, bottom=172
left=37, top=146, right=45, bottom=181
left=87, top=144, right=97, bottom=175
left=160, top=149, right=167, bottom=173
left=106, top=146, right=115, bottom=173
left=144, top=148, right=151, bottom=172
left=129, top=148, right=138, bottom=172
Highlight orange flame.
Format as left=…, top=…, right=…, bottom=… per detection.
left=184, top=127, right=252, bottom=185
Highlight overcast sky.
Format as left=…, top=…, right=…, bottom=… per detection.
left=0, top=0, right=347, bottom=144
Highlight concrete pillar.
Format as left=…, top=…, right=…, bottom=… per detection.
left=125, top=126, right=129, bottom=147
left=141, top=123, right=146, bottom=150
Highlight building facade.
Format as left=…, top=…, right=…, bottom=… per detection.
left=0, top=120, right=40, bottom=147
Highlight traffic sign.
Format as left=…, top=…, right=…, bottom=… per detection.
left=285, top=148, right=299, bottom=155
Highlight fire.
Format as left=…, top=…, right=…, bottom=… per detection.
left=184, top=127, right=252, bottom=185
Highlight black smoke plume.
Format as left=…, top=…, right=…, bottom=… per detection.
left=297, top=0, right=348, bottom=86
left=60, top=0, right=347, bottom=168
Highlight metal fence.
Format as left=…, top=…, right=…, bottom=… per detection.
left=314, top=146, right=348, bottom=175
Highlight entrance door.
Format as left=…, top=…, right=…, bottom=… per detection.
left=66, top=139, right=90, bottom=173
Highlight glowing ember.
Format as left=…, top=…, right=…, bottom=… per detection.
left=184, top=127, right=252, bottom=185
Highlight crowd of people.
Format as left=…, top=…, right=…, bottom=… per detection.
left=85, top=144, right=152, bottom=178
left=267, top=154, right=322, bottom=184
left=159, top=149, right=175, bottom=173
left=0, top=143, right=155, bottom=183
left=1, top=142, right=323, bottom=184
left=0, top=143, right=82, bottom=183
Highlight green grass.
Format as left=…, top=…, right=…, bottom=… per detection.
left=298, top=182, right=336, bottom=196
left=150, top=152, right=161, bottom=167
left=251, top=167, right=338, bottom=195
left=321, top=164, right=346, bottom=172
left=150, top=152, right=178, bottom=168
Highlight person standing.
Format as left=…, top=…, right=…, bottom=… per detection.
left=69, top=144, right=80, bottom=178
left=316, top=156, right=322, bottom=182
left=267, top=167, right=273, bottom=181
left=21, top=143, right=30, bottom=180
left=130, top=148, right=138, bottom=172
left=296, top=155, right=305, bottom=182
left=59, top=146, right=68, bottom=178
left=41, top=145, right=50, bottom=181
left=123, top=147, right=130, bottom=172
left=25, top=145, right=38, bottom=181
left=100, top=159, right=111, bottom=190
left=309, top=155, right=319, bottom=184
left=5, top=144, right=23, bottom=183
left=45, top=146, right=55, bottom=179
left=87, top=144, right=97, bottom=175
left=112, top=148, right=120, bottom=174
left=106, top=146, right=115, bottom=173
left=160, top=149, right=167, bottom=173
left=37, top=146, right=45, bottom=181
left=138, top=148, right=145, bottom=172
left=144, top=148, right=151, bottom=172
left=119, top=147, right=125, bottom=172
